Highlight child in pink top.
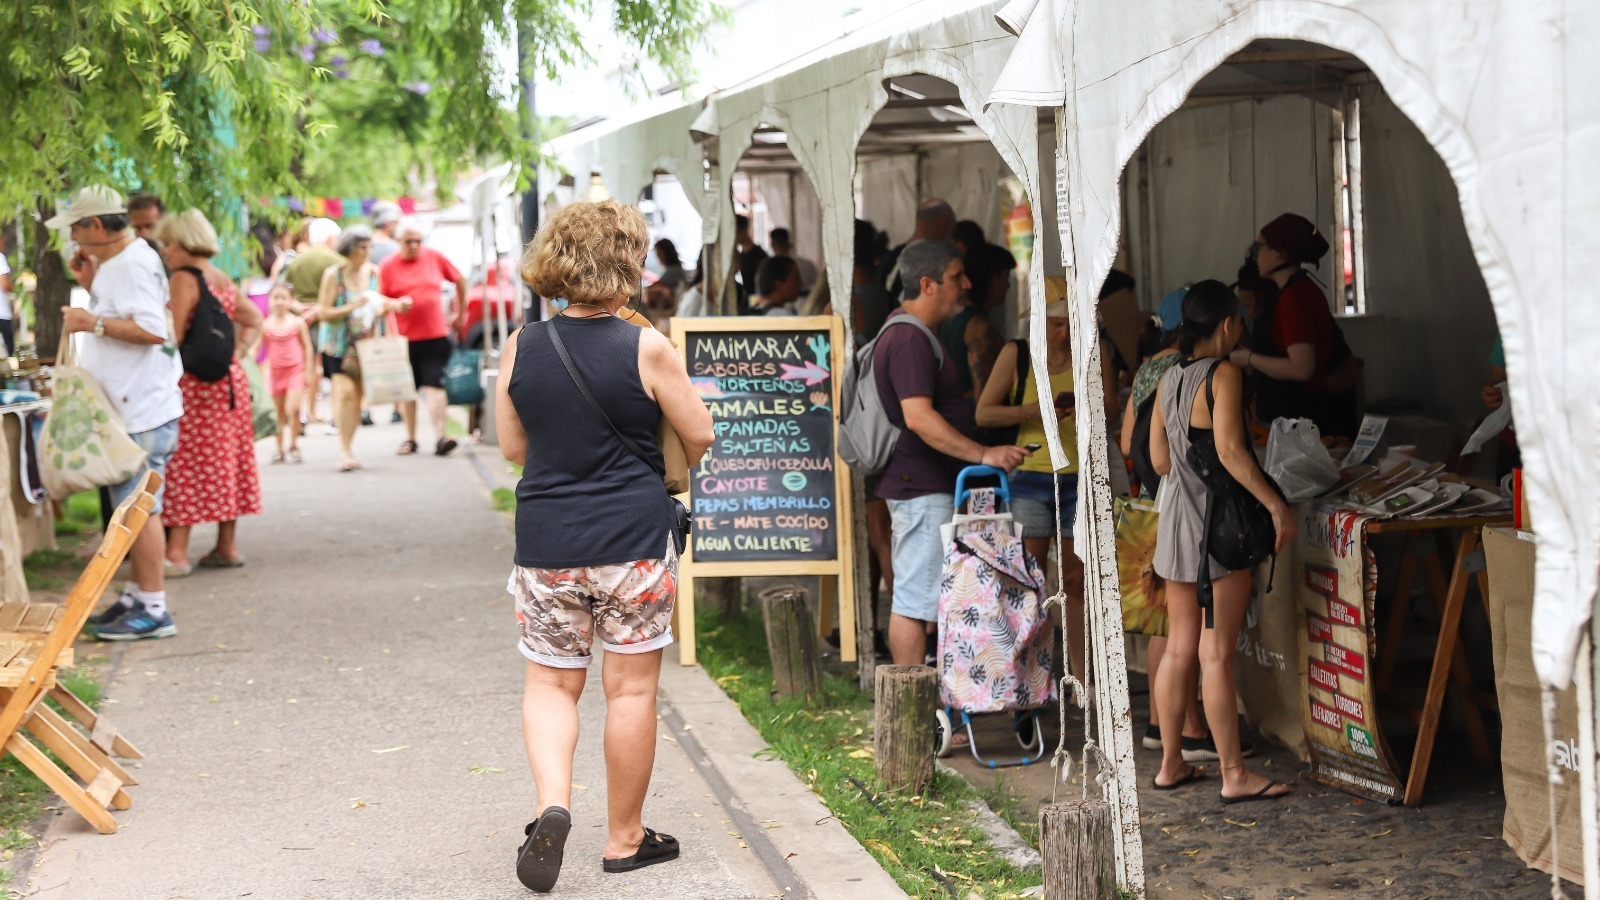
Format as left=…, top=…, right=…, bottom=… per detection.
left=260, top=283, right=315, bottom=463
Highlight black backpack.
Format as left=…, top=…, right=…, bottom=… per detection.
left=1128, top=383, right=1161, bottom=498
left=176, top=266, right=235, bottom=383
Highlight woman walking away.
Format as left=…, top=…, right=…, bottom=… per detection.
left=497, top=199, right=713, bottom=893
left=317, top=226, right=393, bottom=471
left=156, top=210, right=265, bottom=573
left=262, top=283, right=314, bottom=463
left=1148, top=279, right=1294, bottom=804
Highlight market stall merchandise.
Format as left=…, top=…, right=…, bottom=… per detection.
left=987, top=0, right=1596, bottom=887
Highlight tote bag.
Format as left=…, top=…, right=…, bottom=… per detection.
left=39, top=332, right=148, bottom=497
left=355, top=315, right=418, bottom=406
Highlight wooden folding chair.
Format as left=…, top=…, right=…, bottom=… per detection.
left=0, top=471, right=159, bottom=834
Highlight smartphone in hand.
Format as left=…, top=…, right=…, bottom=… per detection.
left=1054, top=391, right=1076, bottom=416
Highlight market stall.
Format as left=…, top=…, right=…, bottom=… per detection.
left=987, top=0, right=1598, bottom=890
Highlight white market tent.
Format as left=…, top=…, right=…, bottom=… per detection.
left=987, top=0, right=1598, bottom=890
left=546, top=0, right=1598, bottom=892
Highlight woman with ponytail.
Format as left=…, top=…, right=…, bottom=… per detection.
left=1230, top=213, right=1356, bottom=437
left=1147, top=280, right=1295, bottom=804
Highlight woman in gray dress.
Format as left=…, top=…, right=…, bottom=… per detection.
left=1148, top=280, right=1294, bottom=803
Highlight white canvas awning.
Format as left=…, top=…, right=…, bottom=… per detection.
left=989, top=0, right=1598, bottom=695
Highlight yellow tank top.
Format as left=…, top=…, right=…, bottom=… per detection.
left=1016, top=366, right=1078, bottom=474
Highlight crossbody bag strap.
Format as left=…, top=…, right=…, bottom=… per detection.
left=546, top=321, right=664, bottom=478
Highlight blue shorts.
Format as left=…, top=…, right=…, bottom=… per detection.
left=1008, top=470, right=1078, bottom=539
left=108, top=418, right=179, bottom=515
left=886, top=493, right=953, bottom=622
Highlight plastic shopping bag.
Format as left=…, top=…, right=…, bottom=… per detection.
left=1264, top=418, right=1340, bottom=500
left=38, top=333, right=147, bottom=497
left=443, top=346, right=485, bottom=406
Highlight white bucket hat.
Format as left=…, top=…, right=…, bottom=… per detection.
left=44, top=186, right=128, bottom=229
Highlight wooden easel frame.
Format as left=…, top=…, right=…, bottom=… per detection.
left=669, top=316, right=856, bottom=667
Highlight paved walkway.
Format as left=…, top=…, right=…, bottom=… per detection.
left=21, top=421, right=800, bottom=899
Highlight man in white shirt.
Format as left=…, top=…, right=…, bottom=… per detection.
left=46, top=186, right=184, bottom=641
left=0, top=231, right=14, bottom=355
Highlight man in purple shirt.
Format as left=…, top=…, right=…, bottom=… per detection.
left=873, top=239, right=1028, bottom=666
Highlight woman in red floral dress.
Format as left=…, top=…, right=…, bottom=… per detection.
left=155, top=211, right=265, bottom=574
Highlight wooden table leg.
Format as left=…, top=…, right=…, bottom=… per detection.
left=1377, top=533, right=1420, bottom=691
left=1403, top=529, right=1480, bottom=805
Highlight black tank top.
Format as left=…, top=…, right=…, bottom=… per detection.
left=509, top=315, right=670, bottom=568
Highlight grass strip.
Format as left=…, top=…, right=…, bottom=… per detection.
left=695, top=607, right=1043, bottom=899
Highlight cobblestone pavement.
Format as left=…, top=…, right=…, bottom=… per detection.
left=945, top=674, right=1568, bottom=898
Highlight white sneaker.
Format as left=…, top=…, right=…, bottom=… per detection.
left=323, top=422, right=337, bottom=436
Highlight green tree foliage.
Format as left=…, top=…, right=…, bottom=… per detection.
left=0, top=0, right=717, bottom=351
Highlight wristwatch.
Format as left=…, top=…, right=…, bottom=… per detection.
left=92, top=317, right=105, bottom=338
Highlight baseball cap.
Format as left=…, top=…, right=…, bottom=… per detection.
left=1155, top=286, right=1188, bottom=339
left=44, top=186, right=127, bottom=229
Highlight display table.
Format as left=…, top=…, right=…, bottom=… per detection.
left=1482, top=527, right=1584, bottom=887
left=0, top=404, right=54, bottom=604
left=1233, top=502, right=1508, bottom=804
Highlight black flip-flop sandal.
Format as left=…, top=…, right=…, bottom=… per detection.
left=1220, top=782, right=1292, bottom=805
left=398, top=440, right=419, bottom=455
left=1151, top=765, right=1208, bottom=791
left=602, top=827, right=680, bottom=874
left=435, top=437, right=458, bottom=457
left=516, top=806, right=572, bottom=893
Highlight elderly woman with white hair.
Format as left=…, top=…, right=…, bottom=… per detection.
left=317, top=225, right=400, bottom=471
left=155, top=209, right=266, bottom=574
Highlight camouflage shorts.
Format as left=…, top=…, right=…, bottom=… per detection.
left=507, top=535, right=678, bottom=668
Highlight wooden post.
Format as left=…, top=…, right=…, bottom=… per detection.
left=1040, top=799, right=1116, bottom=900
left=760, top=585, right=823, bottom=702
left=873, top=665, right=936, bottom=792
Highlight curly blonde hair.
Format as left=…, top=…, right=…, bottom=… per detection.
left=521, top=199, right=649, bottom=303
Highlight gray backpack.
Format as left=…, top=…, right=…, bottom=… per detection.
left=839, top=315, right=945, bottom=475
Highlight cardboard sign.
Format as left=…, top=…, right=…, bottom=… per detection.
left=1296, top=505, right=1406, bottom=802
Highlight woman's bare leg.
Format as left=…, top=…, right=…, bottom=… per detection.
left=522, top=661, right=586, bottom=815
left=166, top=525, right=192, bottom=567
left=1202, top=570, right=1289, bottom=799
left=271, top=391, right=289, bottom=456
left=332, top=374, right=362, bottom=466
left=601, top=648, right=664, bottom=859
left=284, top=386, right=304, bottom=451
left=1148, top=636, right=1209, bottom=740
left=1154, top=581, right=1203, bottom=785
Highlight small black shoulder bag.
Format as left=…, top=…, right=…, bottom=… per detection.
left=1184, top=360, right=1283, bottom=627
left=547, top=321, right=691, bottom=555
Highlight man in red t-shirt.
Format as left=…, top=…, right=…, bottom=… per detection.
left=378, top=219, right=468, bottom=456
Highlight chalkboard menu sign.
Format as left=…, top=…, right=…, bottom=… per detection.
left=669, top=316, right=857, bottom=668
left=684, top=326, right=839, bottom=562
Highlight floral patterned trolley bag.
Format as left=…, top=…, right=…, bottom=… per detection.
left=935, top=467, right=1054, bottom=765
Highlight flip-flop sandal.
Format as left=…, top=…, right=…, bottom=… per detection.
left=397, top=440, right=419, bottom=455
left=289, top=450, right=303, bottom=464
left=1220, top=782, right=1292, bottom=805
left=516, top=806, right=571, bottom=893
left=602, top=827, right=680, bottom=874
left=269, top=452, right=286, bottom=464
left=435, top=437, right=459, bottom=457
left=1151, top=765, right=1208, bottom=791
left=340, top=460, right=363, bottom=472
left=198, top=553, right=246, bottom=569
